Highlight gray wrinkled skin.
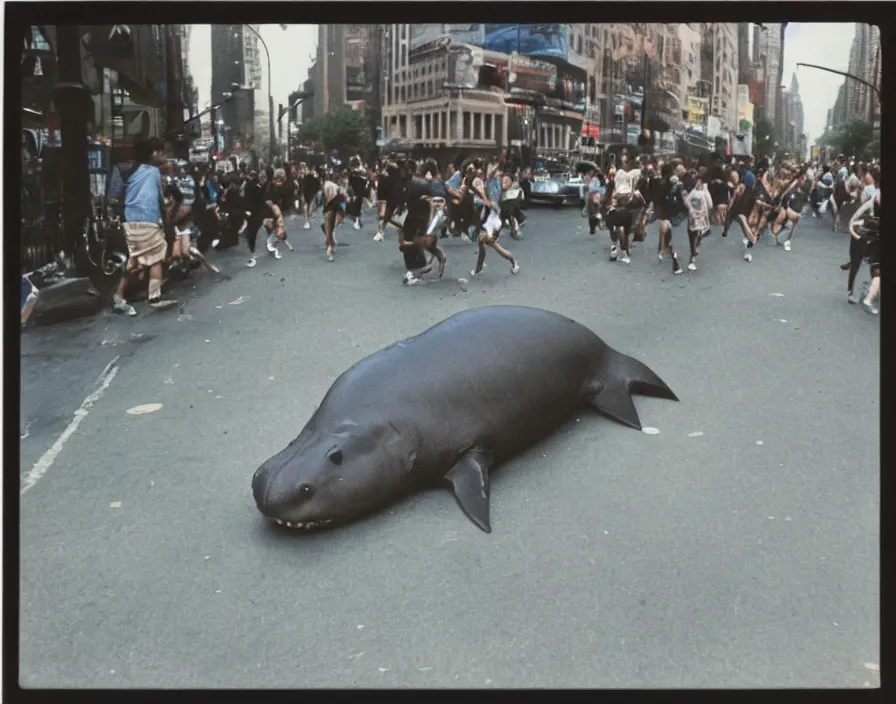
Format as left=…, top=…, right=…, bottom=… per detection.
left=251, top=305, right=677, bottom=532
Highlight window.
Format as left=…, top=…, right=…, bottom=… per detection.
left=474, top=113, right=481, bottom=140
left=415, top=115, right=423, bottom=140
left=399, top=115, right=407, bottom=138
left=442, top=111, right=448, bottom=139
left=400, top=86, right=406, bottom=102
left=413, top=83, right=418, bottom=98
left=463, top=112, right=471, bottom=140
left=428, top=80, right=434, bottom=96
left=425, top=114, right=431, bottom=139
left=484, top=114, right=492, bottom=140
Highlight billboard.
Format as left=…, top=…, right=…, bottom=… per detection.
left=410, top=24, right=486, bottom=51
left=412, top=24, right=586, bottom=71
left=748, top=79, right=764, bottom=106
left=508, top=53, right=556, bottom=94
left=345, top=28, right=374, bottom=103
left=686, top=95, right=708, bottom=126
left=445, top=45, right=486, bottom=89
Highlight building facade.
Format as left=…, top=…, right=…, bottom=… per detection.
left=845, top=23, right=880, bottom=123
left=753, top=23, right=785, bottom=134
left=378, top=24, right=589, bottom=164
left=210, top=25, right=264, bottom=150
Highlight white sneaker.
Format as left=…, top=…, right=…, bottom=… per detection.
left=863, top=297, right=879, bottom=315
left=266, top=235, right=277, bottom=252
left=620, top=253, right=631, bottom=265
left=511, top=261, right=520, bottom=275
left=303, top=221, right=311, bottom=230
left=742, top=237, right=749, bottom=248
left=783, top=240, right=792, bottom=251
left=211, top=239, right=221, bottom=249
left=744, top=252, right=752, bottom=262
left=657, top=253, right=663, bottom=262
left=848, top=291, right=859, bottom=304
left=112, top=295, right=137, bottom=317
left=353, top=220, right=361, bottom=230
left=373, top=232, right=384, bottom=242
left=246, top=257, right=257, bottom=268
left=610, top=244, right=618, bottom=261
left=688, top=261, right=697, bottom=271
left=471, top=264, right=486, bottom=277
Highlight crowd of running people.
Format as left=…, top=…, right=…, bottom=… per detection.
left=108, top=139, right=880, bottom=317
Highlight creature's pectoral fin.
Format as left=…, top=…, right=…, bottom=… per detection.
left=586, top=351, right=678, bottom=431
left=445, top=450, right=494, bottom=533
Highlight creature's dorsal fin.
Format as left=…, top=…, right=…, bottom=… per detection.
left=586, top=350, right=678, bottom=431
left=445, top=450, right=494, bottom=533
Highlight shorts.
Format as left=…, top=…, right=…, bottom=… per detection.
left=482, top=211, right=502, bottom=238
left=709, top=181, right=729, bottom=205
left=122, top=221, right=167, bottom=268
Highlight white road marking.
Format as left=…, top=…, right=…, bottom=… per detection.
left=109, top=501, right=122, bottom=509
left=21, top=356, right=121, bottom=495
left=688, top=431, right=704, bottom=437
left=770, top=292, right=785, bottom=297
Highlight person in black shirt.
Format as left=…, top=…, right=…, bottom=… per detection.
left=705, top=154, right=729, bottom=227
left=346, top=158, right=371, bottom=231
left=216, top=174, right=244, bottom=251
left=374, top=161, right=401, bottom=243
left=261, top=170, right=295, bottom=261
left=648, top=164, right=684, bottom=274
left=398, top=161, right=446, bottom=284
left=301, top=164, right=321, bottom=231
left=241, top=170, right=265, bottom=267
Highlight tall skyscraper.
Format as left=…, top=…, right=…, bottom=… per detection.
left=754, top=23, right=784, bottom=131
left=211, top=25, right=258, bottom=144
left=845, top=23, right=880, bottom=123
left=737, top=23, right=751, bottom=85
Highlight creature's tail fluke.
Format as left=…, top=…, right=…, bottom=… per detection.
left=586, top=350, right=678, bottom=430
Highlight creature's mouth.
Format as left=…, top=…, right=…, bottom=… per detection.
left=270, top=518, right=333, bottom=530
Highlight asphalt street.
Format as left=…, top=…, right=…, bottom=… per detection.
left=19, top=204, right=880, bottom=688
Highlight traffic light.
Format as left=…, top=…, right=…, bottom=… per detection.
left=288, top=91, right=301, bottom=122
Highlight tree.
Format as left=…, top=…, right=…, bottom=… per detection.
left=826, top=118, right=874, bottom=159
left=298, top=107, right=371, bottom=158
left=753, top=118, right=775, bottom=158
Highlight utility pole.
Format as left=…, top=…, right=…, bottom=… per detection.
left=50, top=25, right=93, bottom=266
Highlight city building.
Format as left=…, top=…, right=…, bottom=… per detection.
left=786, top=72, right=804, bottom=156
left=210, top=25, right=263, bottom=151
left=309, top=24, right=378, bottom=117
left=753, top=23, right=784, bottom=133
left=845, top=23, right=880, bottom=123
left=378, top=24, right=588, bottom=164
left=736, top=23, right=751, bottom=85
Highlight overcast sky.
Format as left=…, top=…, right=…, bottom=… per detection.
left=780, top=22, right=855, bottom=143
left=187, top=23, right=855, bottom=143
left=188, top=24, right=317, bottom=113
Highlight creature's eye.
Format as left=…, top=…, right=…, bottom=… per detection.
left=298, top=483, right=314, bottom=498
left=327, top=449, right=343, bottom=466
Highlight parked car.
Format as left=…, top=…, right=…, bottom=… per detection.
left=527, top=171, right=584, bottom=207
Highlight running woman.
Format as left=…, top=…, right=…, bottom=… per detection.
left=649, top=164, right=684, bottom=275
left=724, top=169, right=759, bottom=261
left=683, top=171, right=713, bottom=272
left=301, top=163, right=321, bottom=231
left=769, top=168, right=810, bottom=252
left=470, top=179, right=520, bottom=279
left=320, top=173, right=348, bottom=262
left=846, top=188, right=880, bottom=313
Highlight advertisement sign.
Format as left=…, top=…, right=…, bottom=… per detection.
left=414, top=24, right=587, bottom=71
left=811, top=145, right=821, bottom=160
left=445, top=45, right=483, bottom=89
left=410, top=24, right=486, bottom=51
left=748, top=79, right=764, bottom=106
left=686, top=95, right=708, bottom=126
left=508, top=53, right=556, bottom=94
left=737, top=102, right=753, bottom=132
left=484, top=24, right=585, bottom=70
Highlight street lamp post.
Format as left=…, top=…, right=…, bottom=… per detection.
left=243, top=25, right=287, bottom=164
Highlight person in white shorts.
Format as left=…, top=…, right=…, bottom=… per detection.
left=470, top=171, right=520, bottom=279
